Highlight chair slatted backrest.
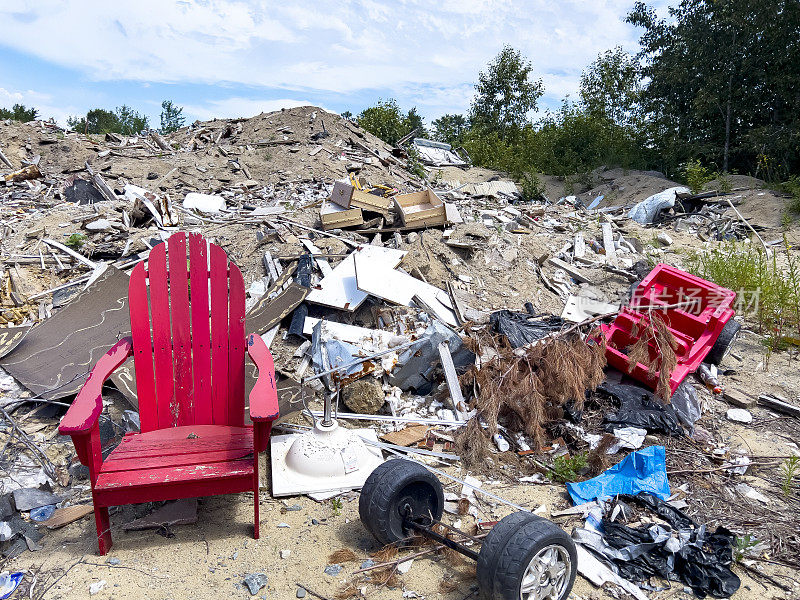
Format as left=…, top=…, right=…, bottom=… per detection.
left=128, top=232, right=246, bottom=432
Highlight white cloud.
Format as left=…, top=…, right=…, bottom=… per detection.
left=0, top=86, right=79, bottom=124
left=0, top=1, right=674, bottom=118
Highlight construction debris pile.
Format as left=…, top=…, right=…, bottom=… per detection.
left=0, top=107, right=798, bottom=600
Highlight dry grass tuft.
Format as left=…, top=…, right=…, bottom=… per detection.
left=335, top=582, right=359, bottom=600
left=587, top=433, right=617, bottom=475
left=458, top=329, right=607, bottom=466
left=624, top=314, right=678, bottom=400
left=329, top=548, right=358, bottom=564
left=439, top=576, right=460, bottom=593
left=370, top=545, right=398, bottom=563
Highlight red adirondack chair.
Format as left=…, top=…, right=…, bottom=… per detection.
left=58, top=232, right=279, bottom=554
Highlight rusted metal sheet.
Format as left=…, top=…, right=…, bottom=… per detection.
left=1, top=267, right=130, bottom=400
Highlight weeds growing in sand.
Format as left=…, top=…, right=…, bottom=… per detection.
left=686, top=238, right=800, bottom=355
left=780, top=456, right=799, bottom=497
left=547, top=452, right=588, bottom=483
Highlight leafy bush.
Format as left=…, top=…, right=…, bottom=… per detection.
left=684, top=160, right=715, bottom=194
left=548, top=452, right=588, bottom=483
left=519, top=172, right=545, bottom=202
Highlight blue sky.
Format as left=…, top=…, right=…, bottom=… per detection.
left=0, top=1, right=673, bottom=128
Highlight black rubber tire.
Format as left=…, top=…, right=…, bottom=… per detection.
left=477, top=517, right=577, bottom=600
left=476, top=512, right=541, bottom=597
left=358, top=459, right=444, bottom=546
left=705, top=319, right=741, bottom=365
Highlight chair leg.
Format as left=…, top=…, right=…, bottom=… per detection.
left=253, top=454, right=260, bottom=540
left=94, top=505, right=113, bottom=555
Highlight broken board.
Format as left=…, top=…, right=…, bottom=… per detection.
left=353, top=253, right=457, bottom=325
left=1, top=266, right=131, bottom=400
left=306, top=245, right=405, bottom=311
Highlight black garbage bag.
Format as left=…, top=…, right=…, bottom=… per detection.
left=600, top=381, right=684, bottom=437
left=490, top=309, right=563, bottom=348
left=600, top=493, right=741, bottom=598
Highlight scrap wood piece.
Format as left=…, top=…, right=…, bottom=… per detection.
left=42, top=504, right=94, bottom=529
left=723, top=389, right=757, bottom=409
left=0, top=266, right=130, bottom=401
left=305, top=245, right=405, bottom=311
left=546, top=256, right=592, bottom=284
left=84, top=161, right=118, bottom=202
left=573, top=232, right=586, bottom=258
left=380, top=425, right=429, bottom=446
left=758, top=394, right=800, bottom=417
left=3, top=164, right=41, bottom=182
left=42, top=238, right=98, bottom=269
left=601, top=222, right=616, bottom=259
left=438, top=341, right=467, bottom=416
left=246, top=282, right=309, bottom=335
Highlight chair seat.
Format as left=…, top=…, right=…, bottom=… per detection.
left=94, top=425, right=254, bottom=501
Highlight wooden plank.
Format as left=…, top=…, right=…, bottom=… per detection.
left=209, top=244, right=230, bottom=424
left=547, top=257, right=593, bottom=284
left=189, top=233, right=213, bottom=424
left=574, top=232, right=586, bottom=259
left=380, top=425, right=429, bottom=447
left=758, top=394, right=800, bottom=417
left=168, top=233, right=193, bottom=425
left=148, top=243, right=175, bottom=429
left=95, top=459, right=253, bottom=490
left=722, top=389, right=757, bottom=409
left=601, top=222, right=616, bottom=259
left=438, top=342, right=466, bottom=416
left=42, top=238, right=98, bottom=269
left=102, top=448, right=253, bottom=472
left=227, top=263, right=246, bottom=427
left=42, top=504, right=94, bottom=529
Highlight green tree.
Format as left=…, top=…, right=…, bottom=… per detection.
left=340, top=110, right=353, bottom=120
left=115, top=105, right=149, bottom=135
left=432, top=114, right=468, bottom=146
left=628, top=0, right=800, bottom=177
left=469, top=46, right=543, bottom=141
left=67, top=106, right=149, bottom=135
left=0, top=104, right=38, bottom=122
left=403, top=107, right=427, bottom=139
left=579, top=47, right=641, bottom=127
left=160, top=100, right=185, bottom=134
left=356, top=99, right=426, bottom=145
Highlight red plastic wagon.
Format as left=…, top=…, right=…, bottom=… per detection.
left=601, top=263, right=740, bottom=396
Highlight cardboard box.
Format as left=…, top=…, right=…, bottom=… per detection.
left=320, top=200, right=363, bottom=231
left=330, top=180, right=392, bottom=214
left=393, top=189, right=446, bottom=227
left=330, top=181, right=354, bottom=208
left=350, top=188, right=393, bottom=214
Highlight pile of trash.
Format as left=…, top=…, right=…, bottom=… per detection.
left=0, top=107, right=797, bottom=600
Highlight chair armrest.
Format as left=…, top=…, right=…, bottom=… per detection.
left=246, top=333, right=280, bottom=422
left=59, top=337, right=134, bottom=435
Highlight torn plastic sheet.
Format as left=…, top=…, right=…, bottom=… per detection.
left=600, top=382, right=684, bottom=437
left=670, top=380, right=701, bottom=430
left=566, top=445, right=670, bottom=505
left=489, top=309, right=563, bottom=348
left=573, top=492, right=740, bottom=599
left=310, top=321, right=376, bottom=388
left=390, top=320, right=473, bottom=394
left=628, top=186, right=689, bottom=224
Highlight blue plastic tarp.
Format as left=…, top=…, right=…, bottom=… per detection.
left=566, top=445, right=671, bottom=505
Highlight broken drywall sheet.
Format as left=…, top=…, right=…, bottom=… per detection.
left=306, top=245, right=406, bottom=311
left=353, top=253, right=457, bottom=325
